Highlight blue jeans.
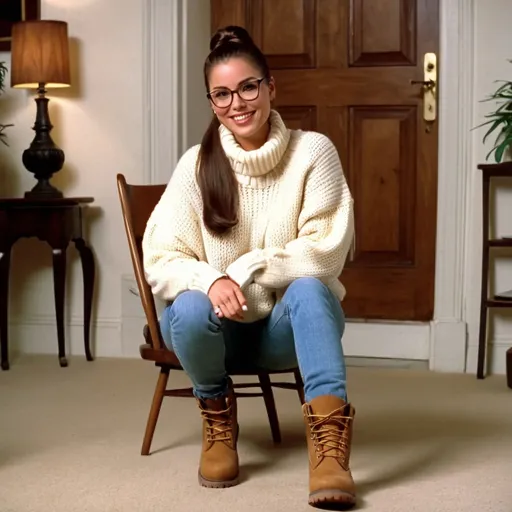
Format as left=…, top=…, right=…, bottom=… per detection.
left=160, top=277, right=348, bottom=403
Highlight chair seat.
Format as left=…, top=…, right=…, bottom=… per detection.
left=139, top=343, right=182, bottom=367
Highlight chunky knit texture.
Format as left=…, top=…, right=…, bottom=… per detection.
left=142, top=110, right=354, bottom=322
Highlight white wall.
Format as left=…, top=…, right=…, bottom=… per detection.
left=1, top=0, right=144, bottom=358
left=183, top=0, right=212, bottom=148
left=465, top=0, right=512, bottom=374
left=2, top=1, right=510, bottom=375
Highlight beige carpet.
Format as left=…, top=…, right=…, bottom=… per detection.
left=1, top=355, right=511, bottom=512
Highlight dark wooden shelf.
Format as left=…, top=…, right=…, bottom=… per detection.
left=489, top=238, right=512, bottom=247
left=487, top=299, right=512, bottom=308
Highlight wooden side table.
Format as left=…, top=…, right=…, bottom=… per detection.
left=478, top=162, right=512, bottom=388
left=0, top=197, right=95, bottom=370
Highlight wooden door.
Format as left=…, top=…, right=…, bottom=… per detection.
left=211, top=0, right=439, bottom=321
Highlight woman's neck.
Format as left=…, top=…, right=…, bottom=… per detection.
left=219, top=109, right=291, bottom=178
left=235, top=119, right=271, bottom=151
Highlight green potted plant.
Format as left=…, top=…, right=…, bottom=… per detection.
left=476, top=62, right=512, bottom=163
left=0, top=61, right=13, bottom=146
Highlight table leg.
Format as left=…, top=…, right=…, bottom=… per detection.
left=507, top=347, right=512, bottom=390
left=0, top=246, right=11, bottom=371
left=52, top=247, right=68, bottom=367
left=74, top=238, right=95, bottom=361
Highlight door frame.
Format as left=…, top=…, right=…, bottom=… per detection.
left=141, top=0, right=476, bottom=373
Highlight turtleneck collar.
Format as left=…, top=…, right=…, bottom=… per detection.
left=218, top=109, right=291, bottom=178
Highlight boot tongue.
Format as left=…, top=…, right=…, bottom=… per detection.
left=311, top=395, right=347, bottom=415
left=309, top=395, right=349, bottom=458
left=203, top=396, right=228, bottom=412
left=201, top=396, right=232, bottom=445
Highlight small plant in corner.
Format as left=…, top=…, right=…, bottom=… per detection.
left=476, top=60, right=512, bottom=163
left=0, top=61, right=14, bottom=146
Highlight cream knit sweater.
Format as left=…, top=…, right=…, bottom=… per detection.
left=142, top=110, right=354, bottom=322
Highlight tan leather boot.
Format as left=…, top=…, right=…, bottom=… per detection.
left=197, top=385, right=239, bottom=488
left=303, top=395, right=356, bottom=509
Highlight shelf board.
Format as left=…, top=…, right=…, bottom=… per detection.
left=489, top=238, right=512, bottom=247
left=487, top=291, right=512, bottom=307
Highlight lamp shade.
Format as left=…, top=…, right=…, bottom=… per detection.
left=10, top=20, right=71, bottom=89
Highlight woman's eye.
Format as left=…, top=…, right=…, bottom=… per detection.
left=241, top=83, right=257, bottom=92
left=213, top=90, right=229, bottom=99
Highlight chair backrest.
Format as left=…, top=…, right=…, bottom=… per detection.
left=116, top=173, right=166, bottom=350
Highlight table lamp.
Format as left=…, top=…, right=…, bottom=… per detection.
left=10, top=20, right=71, bottom=199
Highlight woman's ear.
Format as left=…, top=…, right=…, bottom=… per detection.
left=268, top=76, right=276, bottom=102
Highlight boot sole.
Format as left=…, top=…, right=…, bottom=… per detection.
left=198, top=470, right=239, bottom=489
left=309, top=489, right=356, bottom=510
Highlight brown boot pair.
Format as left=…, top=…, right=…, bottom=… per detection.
left=197, top=384, right=356, bottom=510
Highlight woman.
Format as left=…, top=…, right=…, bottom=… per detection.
left=142, top=25, right=356, bottom=509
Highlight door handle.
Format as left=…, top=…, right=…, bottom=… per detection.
left=410, top=53, right=437, bottom=124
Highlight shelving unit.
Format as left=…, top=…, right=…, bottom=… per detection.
left=477, top=162, right=512, bottom=387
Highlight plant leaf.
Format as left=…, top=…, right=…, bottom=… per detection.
left=495, top=140, right=510, bottom=162
left=482, top=118, right=504, bottom=144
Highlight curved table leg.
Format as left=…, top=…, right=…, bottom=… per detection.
left=52, top=247, right=68, bottom=368
left=74, top=238, right=95, bottom=361
left=0, top=246, right=12, bottom=371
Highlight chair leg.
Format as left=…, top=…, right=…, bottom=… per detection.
left=258, top=372, right=281, bottom=444
left=141, top=366, right=170, bottom=456
left=294, top=368, right=305, bottom=405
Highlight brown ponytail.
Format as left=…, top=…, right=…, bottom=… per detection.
left=197, top=25, right=271, bottom=235
left=197, top=115, right=239, bottom=234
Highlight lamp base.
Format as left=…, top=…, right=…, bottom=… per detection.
left=24, top=179, right=63, bottom=199
left=22, top=85, right=65, bottom=199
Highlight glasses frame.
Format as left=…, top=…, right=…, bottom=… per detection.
left=207, top=77, right=266, bottom=108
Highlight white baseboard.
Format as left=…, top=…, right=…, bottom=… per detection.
left=343, top=320, right=430, bottom=360
left=8, top=315, right=122, bottom=359
left=429, top=319, right=467, bottom=372
left=466, top=338, right=512, bottom=376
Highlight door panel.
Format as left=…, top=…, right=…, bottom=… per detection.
left=211, top=0, right=439, bottom=321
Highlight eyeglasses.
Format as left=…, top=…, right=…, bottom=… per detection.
left=207, top=78, right=266, bottom=108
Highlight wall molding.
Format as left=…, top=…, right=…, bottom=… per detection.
left=9, top=315, right=122, bottom=359
left=429, top=0, right=474, bottom=372
left=142, top=0, right=186, bottom=185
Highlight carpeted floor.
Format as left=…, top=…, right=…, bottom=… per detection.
left=1, top=355, right=511, bottom=512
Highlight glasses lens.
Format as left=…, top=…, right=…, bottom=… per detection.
left=210, top=89, right=232, bottom=107
left=239, top=81, right=260, bottom=101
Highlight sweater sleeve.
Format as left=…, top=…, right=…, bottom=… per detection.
left=142, top=146, right=225, bottom=301
left=228, top=135, right=354, bottom=290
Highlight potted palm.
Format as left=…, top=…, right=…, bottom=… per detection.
left=477, top=62, right=512, bottom=163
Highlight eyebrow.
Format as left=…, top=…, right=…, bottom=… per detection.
left=210, top=76, right=259, bottom=91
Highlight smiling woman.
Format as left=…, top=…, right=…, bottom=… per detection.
left=142, top=24, right=357, bottom=509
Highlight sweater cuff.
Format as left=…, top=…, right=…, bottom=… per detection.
left=225, top=249, right=267, bottom=289
left=190, top=261, right=226, bottom=294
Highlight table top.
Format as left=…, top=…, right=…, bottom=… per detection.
left=478, top=161, right=512, bottom=176
left=0, top=197, right=94, bottom=209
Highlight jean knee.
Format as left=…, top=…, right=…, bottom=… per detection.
left=172, top=290, right=212, bottom=317
left=286, top=277, right=329, bottom=300
left=163, top=291, right=220, bottom=350
left=285, top=277, right=345, bottom=332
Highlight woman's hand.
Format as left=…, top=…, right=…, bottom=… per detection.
left=208, top=277, right=248, bottom=320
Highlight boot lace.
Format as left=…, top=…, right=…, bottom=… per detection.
left=201, top=406, right=233, bottom=443
left=309, top=408, right=352, bottom=464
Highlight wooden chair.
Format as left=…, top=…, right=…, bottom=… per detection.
left=116, top=173, right=305, bottom=455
